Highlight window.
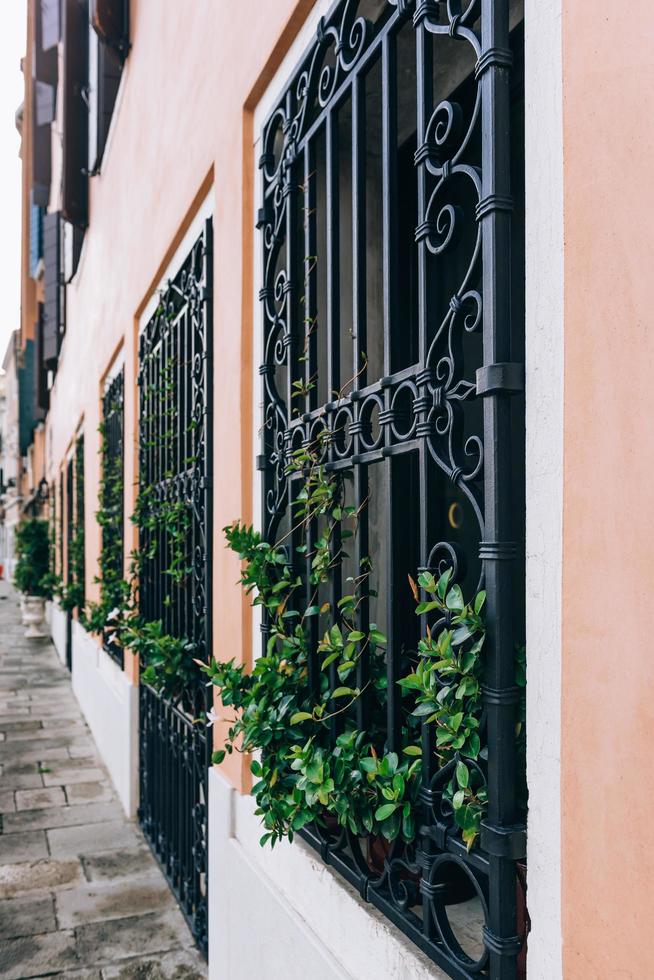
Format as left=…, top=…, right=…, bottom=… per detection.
left=258, top=3, right=525, bottom=977
left=100, top=367, right=125, bottom=666
left=137, top=220, right=213, bottom=954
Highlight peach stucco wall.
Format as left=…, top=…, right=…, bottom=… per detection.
left=562, top=3, right=654, bottom=975
left=45, top=0, right=315, bottom=784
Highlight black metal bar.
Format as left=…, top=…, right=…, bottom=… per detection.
left=479, top=3, right=523, bottom=977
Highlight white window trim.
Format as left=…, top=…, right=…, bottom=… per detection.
left=524, top=0, right=564, bottom=976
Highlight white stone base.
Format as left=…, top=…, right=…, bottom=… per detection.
left=207, top=769, right=445, bottom=980
left=71, top=620, right=139, bottom=817
left=49, top=601, right=68, bottom=666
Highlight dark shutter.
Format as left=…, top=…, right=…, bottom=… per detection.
left=34, top=312, right=49, bottom=419
left=43, top=212, right=61, bottom=367
left=96, top=41, right=121, bottom=165
left=19, top=341, right=36, bottom=456
left=32, top=80, right=52, bottom=207
left=41, top=0, right=61, bottom=51
left=35, top=80, right=55, bottom=126
left=36, top=0, right=59, bottom=84
left=62, top=0, right=89, bottom=228
left=90, top=0, right=129, bottom=59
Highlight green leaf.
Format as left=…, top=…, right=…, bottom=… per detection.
left=211, top=750, right=226, bottom=765
left=456, top=760, right=469, bottom=789
left=375, top=803, right=398, bottom=821
left=369, top=629, right=387, bottom=645
left=403, top=745, right=422, bottom=757
left=452, top=789, right=465, bottom=809
left=331, top=687, right=355, bottom=698
left=347, top=631, right=365, bottom=642
left=437, top=568, right=453, bottom=600
left=412, top=701, right=438, bottom=717
left=290, top=711, right=313, bottom=725
left=474, top=590, right=486, bottom=615
left=397, top=673, right=423, bottom=691
left=446, top=585, right=464, bottom=612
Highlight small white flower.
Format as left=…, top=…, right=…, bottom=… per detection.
left=107, top=607, right=121, bottom=622
left=205, top=707, right=219, bottom=728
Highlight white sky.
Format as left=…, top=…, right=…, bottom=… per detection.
left=0, top=2, right=27, bottom=359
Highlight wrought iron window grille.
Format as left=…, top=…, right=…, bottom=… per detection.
left=258, top=1, right=525, bottom=977
left=137, top=220, right=213, bottom=956
left=101, top=369, right=125, bottom=667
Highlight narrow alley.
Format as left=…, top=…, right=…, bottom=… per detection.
left=0, top=583, right=206, bottom=979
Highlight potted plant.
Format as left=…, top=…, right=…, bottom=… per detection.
left=13, top=518, right=52, bottom=638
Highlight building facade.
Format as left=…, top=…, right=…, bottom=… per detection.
left=16, top=1, right=654, bottom=978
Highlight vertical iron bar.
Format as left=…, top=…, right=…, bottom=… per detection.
left=415, top=18, right=438, bottom=943
left=326, top=109, right=340, bottom=400
left=480, top=2, right=522, bottom=977
left=381, top=32, right=400, bottom=751
left=352, top=71, right=371, bottom=730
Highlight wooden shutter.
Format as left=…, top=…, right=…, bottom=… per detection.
left=32, top=83, right=52, bottom=208
left=97, top=41, right=121, bottom=161
left=36, top=0, right=59, bottom=84
left=41, top=0, right=61, bottom=51
left=34, top=310, right=49, bottom=418
left=62, top=0, right=88, bottom=228
left=90, top=0, right=129, bottom=58
left=88, top=31, right=122, bottom=173
left=43, top=212, right=61, bottom=367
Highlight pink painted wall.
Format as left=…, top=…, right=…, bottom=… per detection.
left=562, top=3, right=654, bottom=974
left=45, top=0, right=315, bottom=780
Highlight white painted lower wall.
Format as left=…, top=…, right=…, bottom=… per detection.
left=71, top=620, right=139, bottom=816
left=49, top=601, right=68, bottom=666
left=208, top=769, right=446, bottom=980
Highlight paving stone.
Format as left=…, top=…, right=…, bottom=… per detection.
left=0, top=789, right=16, bottom=812
left=0, top=734, right=84, bottom=760
left=0, top=770, right=44, bottom=789
left=48, top=820, right=140, bottom=858
left=68, top=744, right=99, bottom=760
left=0, top=858, right=84, bottom=899
left=75, top=909, right=194, bottom=965
left=4, top=801, right=122, bottom=834
left=0, top=928, right=79, bottom=979
left=16, top=785, right=67, bottom=811
left=44, top=766, right=106, bottom=786
left=0, top=829, right=48, bottom=864
left=100, top=948, right=206, bottom=979
left=52, top=971, right=102, bottom=980
left=42, top=718, right=88, bottom=732
left=56, top=872, right=173, bottom=928
left=82, top=846, right=156, bottom=883
left=66, top=782, right=114, bottom=805
left=0, top=893, right=57, bottom=940
left=0, top=744, right=73, bottom=765
left=0, top=719, right=43, bottom=733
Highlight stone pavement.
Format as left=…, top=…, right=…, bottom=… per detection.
left=0, top=583, right=206, bottom=980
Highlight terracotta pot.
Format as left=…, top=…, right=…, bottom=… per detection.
left=23, top=595, right=47, bottom=638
